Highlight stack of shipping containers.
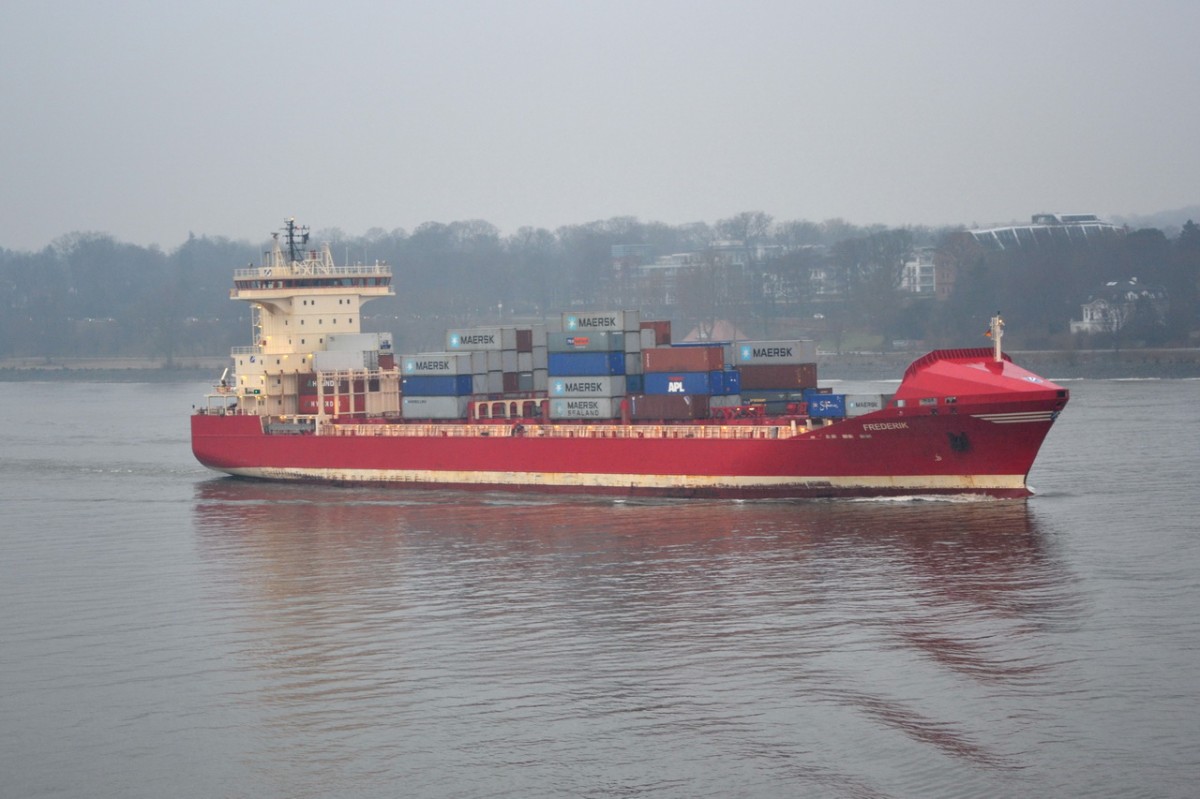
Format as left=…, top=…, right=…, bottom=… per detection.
left=547, top=311, right=643, bottom=420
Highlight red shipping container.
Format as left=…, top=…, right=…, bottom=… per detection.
left=642, top=346, right=723, bottom=373
left=736, top=363, right=818, bottom=390
left=515, top=328, right=533, bottom=353
left=640, top=320, right=672, bottom=346
left=628, top=393, right=711, bottom=420
left=378, top=353, right=395, bottom=370
left=502, top=371, right=520, bottom=393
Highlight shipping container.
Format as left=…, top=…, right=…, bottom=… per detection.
left=402, top=374, right=474, bottom=396
left=643, top=371, right=728, bottom=396
left=845, top=394, right=887, bottom=416
left=327, top=332, right=389, bottom=352
left=747, top=389, right=809, bottom=403
left=517, top=371, right=535, bottom=392
left=642, top=346, right=724, bottom=373
left=736, top=363, right=818, bottom=390
left=547, top=351, right=625, bottom=376
left=313, top=349, right=378, bottom=372
left=401, top=395, right=470, bottom=419
left=627, top=393, right=710, bottom=420
left=402, top=352, right=474, bottom=376
left=377, top=353, right=395, bottom=370
left=301, top=376, right=367, bottom=394
left=563, top=310, right=640, bottom=333
left=626, top=373, right=644, bottom=393
left=445, top=326, right=517, bottom=351
left=547, top=331, right=626, bottom=353
left=515, top=328, right=533, bottom=352
left=502, top=371, right=520, bottom=394
left=639, top=320, right=672, bottom=346
left=732, top=339, right=817, bottom=365
left=624, top=352, right=643, bottom=376
left=717, top=369, right=742, bottom=396
left=298, top=394, right=366, bottom=414
left=807, top=393, right=846, bottom=418
left=549, top=397, right=620, bottom=419
left=550, top=375, right=626, bottom=397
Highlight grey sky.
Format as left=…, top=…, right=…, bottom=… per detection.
left=3, top=0, right=1196, bottom=252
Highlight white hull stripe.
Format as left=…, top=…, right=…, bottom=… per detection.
left=213, top=466, right=1027, bottom=492
left=971, top=411, right=1057, bottom=424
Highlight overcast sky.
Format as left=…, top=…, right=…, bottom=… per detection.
left=2, top=0, right=1196, bottom=251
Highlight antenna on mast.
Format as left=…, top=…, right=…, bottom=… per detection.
left=989, top=312, right=1005, bottom=362
left=281, top=218, right=310, bottom=263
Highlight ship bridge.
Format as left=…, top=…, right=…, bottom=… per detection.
left=220, top=219, right=397, bottom=417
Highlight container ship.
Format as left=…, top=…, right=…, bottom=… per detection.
left=192, top=220, right=1068, bottom=499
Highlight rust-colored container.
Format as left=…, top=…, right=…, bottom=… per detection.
left=639, top=320, right=672, bottom=346
left=736, top=363, right=818, bottom=390
left=627, top=393, right=711, bottom=420
left=642, top=346, right=723, bottom=373
left=516, top=328, right=533, bottom=353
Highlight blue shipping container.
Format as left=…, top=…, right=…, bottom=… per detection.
left=718, top=369, right=741, bottom=396
left=402, top=374, right=474, bottom=396
left=643, top=371, right=721, bottom=395
left=547, top=351, right=626, bottom=376
left=806, top=393, right=846, bottom=418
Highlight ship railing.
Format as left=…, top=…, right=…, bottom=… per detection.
left=317, top=421, right=802, bottom=441
left=230, top=345, right=262, bottom=355
left=232, top=263, right=392, bottom=279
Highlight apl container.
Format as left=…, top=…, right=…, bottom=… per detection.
left=643, top=371, right=727, bottom=395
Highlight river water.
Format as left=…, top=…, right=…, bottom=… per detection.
left=1, top=378, right=1197, bottom=798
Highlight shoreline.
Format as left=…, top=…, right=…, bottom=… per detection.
left=3, top=349, right=1200, bottom=383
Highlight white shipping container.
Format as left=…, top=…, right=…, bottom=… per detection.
left=530, top=324, right=548, bottom=348
left=314, top=349, right=378, bottom=371
left=502, top=350, right=519, bottom=373
left=401, top=351, right=474, bottom=375
left=401, top=395, right=470, bottom=419
left=624, top=353, right=643, bottom=375
left=532, top=346, right=548, bottom=370
left=733, top=339, right=818, bottom=365
left=487, top=371, right=503, bottom=394
left=533, top=368, right=548, bottom=391
left=561, top=310, right=641, bottom=334
left=446, top=326, right=517, bottom=351
left=549, top=397, right=620, bottom=419
left=472, top=374, right=488, bottom=394
left=470, top=351, right=488, bottom=375
left=845, top=394, right=887, bottom=416
left=517, top=352, right=533, bottom=372
left=640, top=329, right=657, bottom=350
left=550, top=375, right=626, bottom=397
left=327, top=332, right=383, bottom=352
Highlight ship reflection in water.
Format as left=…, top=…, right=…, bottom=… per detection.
left=191, top=479, right=1081, bottom=796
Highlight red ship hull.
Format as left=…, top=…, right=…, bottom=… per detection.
left=192, top=349, right=1068, bottom=500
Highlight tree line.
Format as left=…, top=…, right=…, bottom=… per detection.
left=2, top=214, right=1198, bottom=360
